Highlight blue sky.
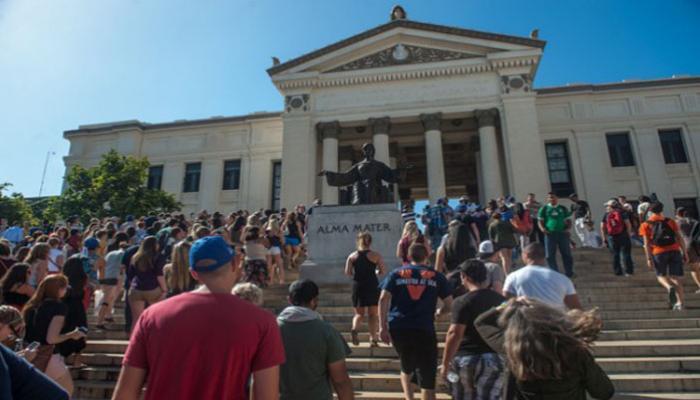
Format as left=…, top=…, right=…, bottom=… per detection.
left=1, top=0, right=699, bottom=197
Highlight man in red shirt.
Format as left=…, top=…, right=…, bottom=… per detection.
left=639, top=201, right=688, bottom=311
left=113, top=236, right=285, bottom=400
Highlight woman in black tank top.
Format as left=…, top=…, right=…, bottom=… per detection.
left=345, top=232, right=385, bottom=347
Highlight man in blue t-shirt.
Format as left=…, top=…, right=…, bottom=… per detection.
left=379, top=243, right=453, bottom=400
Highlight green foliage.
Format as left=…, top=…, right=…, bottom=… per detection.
left=56, top=150, right=181, bottom=221
left=0, top=183, right=36, bottom=225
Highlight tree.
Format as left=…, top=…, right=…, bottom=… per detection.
left=0, top=183, right=35, bottom=224
left=56, top=150, right=181, bottom=221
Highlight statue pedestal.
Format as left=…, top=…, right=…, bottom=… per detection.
left=300, top=204, right=403, bottom=284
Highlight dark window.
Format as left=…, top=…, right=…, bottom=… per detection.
left=674, top=198, right=699, bottom=220
left=147, top=165, right=163, bottom=190
left=659, top=129, right=688, bottom=164
left=545, top=142, right=575, bottom=197
left=222, top=160, right=241, bottom=190
left=271, top=161, right=282, bottom=211
left=606, top=133, right=635, bottom=167
left=183, top=162, right=201, bottom=193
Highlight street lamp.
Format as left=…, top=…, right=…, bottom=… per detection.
left=38, top=151, right=56, bottom=197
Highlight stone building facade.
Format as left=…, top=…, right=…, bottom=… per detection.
left=63, top=12, right=700, bottom=217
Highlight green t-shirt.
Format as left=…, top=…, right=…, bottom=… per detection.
left=278, top=318, right=350, bottom=400
left=538, top=204, right=570, bottom=233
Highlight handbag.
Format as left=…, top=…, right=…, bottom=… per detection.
left=31, top=344, right=55, bottom=372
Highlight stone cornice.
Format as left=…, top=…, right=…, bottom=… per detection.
left=273, top=56, right=538, bottom=91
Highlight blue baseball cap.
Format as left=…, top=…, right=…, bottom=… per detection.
left=189, top=236, right=234, bottom=272
left=84, top=237, right=100, bottom=250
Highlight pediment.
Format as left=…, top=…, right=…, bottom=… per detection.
left=326, top=44, right=480, bottom=73
left=268, top=19, right=545, bottom=78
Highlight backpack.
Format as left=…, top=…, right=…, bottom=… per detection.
left=651, top=218, right=677, bottom=247
left=428, top=206, right=447, bottom=236
left=605, top=210, right=625, bottom=236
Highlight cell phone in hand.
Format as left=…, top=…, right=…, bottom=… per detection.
left=26, top=341, right=40, bottom=352
left=78, top=326, right=89, bottom=334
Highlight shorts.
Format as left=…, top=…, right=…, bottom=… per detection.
left=390, top=329, right=438, bottom=389
left=449, top=353, right=505, bottom=400
left=653, top=251, right=684, bottom=277
left=352, top=282, right=380, bottom=307
left=268, top=246, right=282, bottom=256
left=99, top=278, right=118, bottom=286
left=129, top=288, right=163, bottom=304
left=285, top=236, right=300, bottom=246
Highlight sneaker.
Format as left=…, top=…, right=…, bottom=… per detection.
left=669, top=287, right=678, bottom=309
left=672, top=303, right=684, bottom=311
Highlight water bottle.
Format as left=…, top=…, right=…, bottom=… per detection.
left=447, top=371, right=460, bottom=383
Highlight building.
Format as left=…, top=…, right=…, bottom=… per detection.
left=63, top=8, right=700, bottom=217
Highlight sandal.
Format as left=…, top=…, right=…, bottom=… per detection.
left=370, top=339, right=379, bottom=348
left=350, top=330, right=360, bottom=346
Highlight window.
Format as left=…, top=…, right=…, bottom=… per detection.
left=659, top=129, right=688, bottom=164
left=606, top=132, right=635, bottom=167
left=545, top=142, right=575, bottom=197
left=183, top=162, right=201, bottom=193
left=147, top=165, right=163, bottom=190
left=271, top=161, right=282, bottom=211
left=222, top=160, right=241, bottom=190
left=674, top=198, right=699, bottom=220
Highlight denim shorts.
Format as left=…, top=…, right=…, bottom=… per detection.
left=285, top=236, right=300, bottom=246
left=653, top=251, right=684, bottom=277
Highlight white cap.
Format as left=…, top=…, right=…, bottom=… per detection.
left=478, top=240, right=495, bottom=256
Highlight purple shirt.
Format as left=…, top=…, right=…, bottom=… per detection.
left=128, top=254, right=165, bottom=291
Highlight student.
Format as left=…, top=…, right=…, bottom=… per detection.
left=600, top=199, right=634, bottom=276
left=0, top=344, right=69, bottom=400
left=0, top=263, right=35, bottom=310
left=474, top=298, right=614, bottom=400
left=476, top=241, right=506, bottom=295
left=538, top=193, right=575, bottom=278
left=126, top=236, right=167, bottom=331
left=440, top=259, right=505, bottom=400
left=277, top=279, right=353, bottom=400
left=345, top=232, right=385, bottom=347
left=23, top=275, right=87, bottom=396
left=379, top=243, right=453, bottom=400
left=113, top=236, right=285, bottom=400
left=25, top=243, right=50, bottom=288
left=503, top=243, right=582, bottom=310
left=676, top=207, right=700, bottom=293
left=639, top=202, right=688, bottom=310
left=163, top=241, right=196, bottom=297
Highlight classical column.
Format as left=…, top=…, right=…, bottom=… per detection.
left=421, top=113, right=446, bottom=204
left=318, top=121, right=341, bottom=205
left=475, top=109, right=504, bottom=201
left=369, top=117, right=391, bottom=165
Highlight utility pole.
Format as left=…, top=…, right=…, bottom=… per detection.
left=39, top=151, right=56, bottom=197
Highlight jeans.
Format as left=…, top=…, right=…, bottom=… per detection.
left=530, top=219, right=545, bottom=243
left=545, top=230, right=574, bottom=276
left=608, top=234, right=634, bottom=275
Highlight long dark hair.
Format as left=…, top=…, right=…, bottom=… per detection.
left=133, top=236, right=159, bottom=273
left=62, top=256, right=87, bottom=296
left=0, top=263, right=30, bottom=301
left=444, top=222, right=474, bottom=271
left=108, top=232, right=130, bottom=252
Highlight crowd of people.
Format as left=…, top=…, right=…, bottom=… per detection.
left=0, top=189, right=695, bottom=400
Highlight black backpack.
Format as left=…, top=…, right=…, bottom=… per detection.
left=651, top=218, right=677, bottom=247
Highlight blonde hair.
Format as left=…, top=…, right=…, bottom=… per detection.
left=499, top=298, right=601, bottom=381
left=232, top=283, right=263, bottom=306
left=356, top=232, right=372, bottom=251
left=25, top=243, right=50, bottom=264
left=401, top=221, right=420, bottom=241
left=166, top=241, right=193, bottom=294
left=266, top=218, right=281, bottom=233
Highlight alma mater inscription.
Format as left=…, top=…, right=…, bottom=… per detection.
left=317, top=223, right=391, bottom=234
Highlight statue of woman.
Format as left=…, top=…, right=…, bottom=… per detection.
left=318, top=143, right=405, bottom=205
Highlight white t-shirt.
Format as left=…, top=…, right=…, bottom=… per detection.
left=503, top=265, right=576, bottom=309
left=48, top=248, right=63, bottom=272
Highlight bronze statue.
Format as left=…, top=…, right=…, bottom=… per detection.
left=318, top=143, right=409, bottom=205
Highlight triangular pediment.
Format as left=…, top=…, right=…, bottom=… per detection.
left=268, top=19, right=545, bottom=77
left=326, top=44, right=479, bottom=73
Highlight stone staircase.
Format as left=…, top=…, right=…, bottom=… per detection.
left=73, top=248, right=700, bottom=399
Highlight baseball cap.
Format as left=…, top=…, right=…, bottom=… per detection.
left=477, top=240, right=496, bottom=258
left=189, top=236, right=234, bottom=272
left=288, top=279, right=319, bottom=306
left=604, top=199, right=619, bottom=207
left=84, top=237, right=100, bottom=250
